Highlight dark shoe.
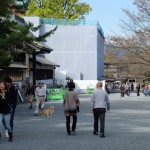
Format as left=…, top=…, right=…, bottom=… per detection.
left=34, top=113, right=38, bottom=116
left=0, top=133, right=1, bottom=140
left=29, top=105, right=33, bottom=109
left=8, top=133, right=13, bottom=142
left=68, top=132, right=71, bottom=135
left=93, top=131, right=98, bottom=135
left=72, top=131, right=76, bottom=135
left=100, top=133, right=105, bottom=138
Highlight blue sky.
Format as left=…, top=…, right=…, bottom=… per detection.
left=81, top=0, right=136, bottom=36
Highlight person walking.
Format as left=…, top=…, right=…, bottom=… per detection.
left=90, top=81, right=110, bottom=138
left=34, top=83, right=46, bottom=116
left=131, top=82, right=134, bottom=91
left=3, top=77, right=18, bottom=136
left=136, top=84, right=140, bottom=96
left=120, top=84, right=125, bottom=97
left=125, top=83, right=130, bottom=96
left=143, top=84, right=149, bottom=96
left=26, top=83, right=34, bottom=109
left=63, top=81, right=80, bottom=136
left=0, top=81, right=13, bottom=142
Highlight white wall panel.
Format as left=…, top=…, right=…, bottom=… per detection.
left=24, top=17, right=104, bottom=80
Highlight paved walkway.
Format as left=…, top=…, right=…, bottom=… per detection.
left=1, top=93, right=150, bottom=150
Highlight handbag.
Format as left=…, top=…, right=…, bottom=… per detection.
left=66, top=93, right=77, bottom=114
left=68, top=109, right=77, bottom=113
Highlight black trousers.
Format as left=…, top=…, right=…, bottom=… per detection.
left=93, top=108, right=106, bottom=134
left=66, top=115, right=77, bottom=133
left=137, top=90, right=140, bottom=96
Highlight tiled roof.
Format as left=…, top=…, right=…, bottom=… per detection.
left=30, top=55, right=60, bottom=67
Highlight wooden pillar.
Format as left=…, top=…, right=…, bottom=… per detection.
left=33, top=53, right=36, bottom=86
left=53, top=66, right=56, bottom=85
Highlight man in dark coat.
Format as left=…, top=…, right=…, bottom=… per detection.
left=4, top=77, right=18, bottom=131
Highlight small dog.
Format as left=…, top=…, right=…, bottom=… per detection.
left=40, top=106, right=55, bottom=117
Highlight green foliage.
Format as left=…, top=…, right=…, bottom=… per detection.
left=0, top=49, right=12, bottom=68
left=0, top=0, right=57, bottom=68
left=0, top=0, right=11, bottom=17
left=26, top=0, right=92, bottom=19
left=36, top=25, right=58, bottom=42
left=12, top=0, right=31, bottom=15
left=0, top=21, right=31, bottom=51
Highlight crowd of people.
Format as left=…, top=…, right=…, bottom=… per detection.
left=2, top=77, right=150, bottom=142
left=120, top=82, right=150, bottom=97
left=0, top=78, right=111, bottom=142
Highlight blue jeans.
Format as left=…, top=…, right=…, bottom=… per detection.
left=10, top=105, right=16, bottom=130
left=0, top=113, right=12, bottom=133
left=3, top=105, right=16, bottom=131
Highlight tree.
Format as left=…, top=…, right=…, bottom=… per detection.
left=0, top=0, right=57, bottom=68
left=26, top=0, right=92, bottom=19
left=11, top=0, right=31, bottom=16
left=107, top=0, right=150, bottom=79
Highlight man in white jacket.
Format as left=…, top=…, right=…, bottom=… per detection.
left=90, top=81, right=110, bottom=138
left=34, top=83, right=46, bottom=116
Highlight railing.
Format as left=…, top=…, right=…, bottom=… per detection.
left=41, top=18, right=104, bottom=37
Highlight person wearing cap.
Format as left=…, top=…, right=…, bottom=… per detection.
left=90, top=81, right=110, bottom=138
left=3, top=77, right=18, bottom=137
left=34, top=83, right=46, bottom=116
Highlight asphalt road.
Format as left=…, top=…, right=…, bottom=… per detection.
left=1, top=93, right=150, bottom=150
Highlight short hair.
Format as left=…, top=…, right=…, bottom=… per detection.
left=97, top=81, right=103, bottom=88
left=67, top=81, right=75, bottom=89
left=4, top=77, right=12, bottom=83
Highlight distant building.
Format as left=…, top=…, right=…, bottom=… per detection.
left=24, top=17, right=105, bottom=84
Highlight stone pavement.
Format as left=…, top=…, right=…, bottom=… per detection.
left=1, top=93, right=150, bottom=150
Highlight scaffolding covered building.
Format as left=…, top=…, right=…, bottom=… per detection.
left=24, top=17, right=105, bottom=83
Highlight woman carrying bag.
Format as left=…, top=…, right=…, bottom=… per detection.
left=63, top=81, right=80, bottom=135
left=26, top=83, right=34, bottom=109
left=0, top=81, right=13, bottom=142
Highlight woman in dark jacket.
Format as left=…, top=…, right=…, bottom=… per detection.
left=0, top=81, right=13, bottom=142
left=136, top=84, right=140, bottom=96
left=26, top=83, right=34, bottom=109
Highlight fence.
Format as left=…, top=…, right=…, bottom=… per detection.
left=47, top=88, right=68, bottom=100
left=33, top=88, right=68, bottom=101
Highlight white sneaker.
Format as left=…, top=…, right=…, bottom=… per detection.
left=5, top=130, right=9, bottom=138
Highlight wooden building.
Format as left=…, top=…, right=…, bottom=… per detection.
left=0, top=14, right=60, bottom=87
